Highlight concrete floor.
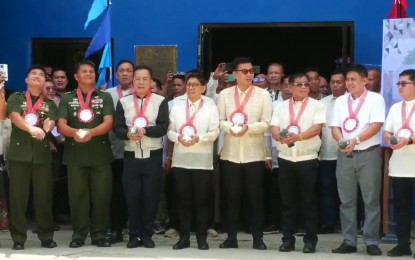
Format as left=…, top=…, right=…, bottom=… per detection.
left=0, top=227, right=408, bottom=260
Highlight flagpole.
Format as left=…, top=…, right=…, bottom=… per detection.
left=397, top=0, right=402, bottom=18
left=107, top=0, right=112, bottom=88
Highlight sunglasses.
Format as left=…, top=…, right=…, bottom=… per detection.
left=253, top=77, right=266, bottom=83
left=396, top=81, right=415, bottom=87
left=235, top=68, right=255, bottom=75
left=293, top=82, right=310, bottom=88
left=186, top=83, right=202, bottom=88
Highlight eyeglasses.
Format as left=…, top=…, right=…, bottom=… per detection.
left=186, top=83, right=202, bottom=88
left=253, top=77, right=266, bottom=83
left=235, top=68, right=255, bottom=75
left=293, top=82, right=310, bottom=88
left=396, top=81, right=415, bottom=87
left=117, top=69, right=133, bottom=73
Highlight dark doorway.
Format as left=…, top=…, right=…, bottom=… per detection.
left=32, top=38, right=110, bottom=91
left=198, top=22, right=354, bottom=79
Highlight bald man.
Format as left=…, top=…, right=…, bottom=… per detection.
left=365, top=69, right=381, bottom=93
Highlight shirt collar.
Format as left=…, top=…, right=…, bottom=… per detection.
left=292, top=97, right=306, bottom=104
left=349, top=91, right=365, bottom=101
left=404, top=99, right=415, bottom=107
left=189, top=97, right=202, bottom=107
left=236, top=85, right=251, bottom=95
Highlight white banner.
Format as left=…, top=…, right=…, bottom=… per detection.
left=382, top=18, right=415, bottom=111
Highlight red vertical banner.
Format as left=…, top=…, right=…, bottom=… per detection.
left=388, top=0, right=408, bottom=19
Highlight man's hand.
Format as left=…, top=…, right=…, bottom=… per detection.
left=390, top=137, right=409, bottom=150
left=264, top=159, right=272, bottom=172
left=178, top=135, right=193, bottom=147
left=74, top=129, right=92, bottom=143
left=284, top=134, right=301, bottom=145
left=231, top=124, right=248, bottom=137
left=136, top=127, right=146, bottom=137
left=339, top=138, right=356, bottom=154
left=213, top=63, right=227, bottom=80
left=163, top=158, right=172, bottom=172
left=43, top=118, right=55, bottom=133
left=271, top=131, right=280, bottom=142
left=28, top=126, right=46, bottom=140
left=190, top=135, right=199, bottom=145
left=127, top=132, right=142, bottom=142
left=166, top=71, right=174, bottom=83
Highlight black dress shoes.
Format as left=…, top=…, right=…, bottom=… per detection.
left=41, top=239, right=57, bottom=248
left=69, top=239, right=85, bottom=248
left=279, top=241, right=295, bottom=252
left=126, top=237, right=143, bottom=248
left=387, top=245, right=412, bottom=257
left=253, top=238, right=267, bottom=250
left=198, top=240, right=209, bottom=250
left=303, top=242, right=316, bottom=253
left=219, top=237, right=238, bottom=249
left=366, top=245, right=382, bottom=256
left=173, top=238, right=190, bottom=250
left=92, top=238, right=111, bottom=247
left=142, top=237, right=155, bottom=248
left=12, top=242, right=24, bottom=250
left=332, top=242, right=357, bottom=253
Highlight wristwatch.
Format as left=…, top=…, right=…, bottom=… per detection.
left=408, top=138, right=413, bottom=145
left=354, top=136, right=361, bottom=145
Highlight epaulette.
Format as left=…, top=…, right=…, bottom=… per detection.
left=65, top=90, right=75, bottom=94
left=17, top=91, right=25, bottom=95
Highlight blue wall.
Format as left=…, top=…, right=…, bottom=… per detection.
left=1, top=0, right=414, bottom=90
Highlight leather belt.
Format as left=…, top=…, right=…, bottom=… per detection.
left=352, top=145, right=380, bottom=153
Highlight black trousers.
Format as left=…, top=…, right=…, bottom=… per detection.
left=278, top=158, right=318, bottom=245
left=264, top=167, right=282, bottom=229
left=317, top=160, right=339, bottom=228
left=123, top=150, right=163, bottom=239
left=52, top=143, right=69, bottom=217
left=110, top=158, right=127, bottom=233
left=174, top=167, right=212, bottom=239
left=392, top=177, right=415, bottom=247
left=165, top=169, right=180, bottom=229
left=220, top=160, right=264, bottom=239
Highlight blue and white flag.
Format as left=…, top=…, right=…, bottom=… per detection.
left=84, top=0, right=109, bottom=30
left=85, top=5, right=111, bottom=58
left=97, top=42, right=113, bottom=89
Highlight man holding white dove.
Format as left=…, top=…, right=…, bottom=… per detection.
left=114, top=65, right=169, bottom=249
left=7, top=65, right=58, bottom=250
left=217, top=57, right=272, bottom=250
left=58, top=60, right=115, bottom=248
left=167, top=72, right=219, bottom=250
